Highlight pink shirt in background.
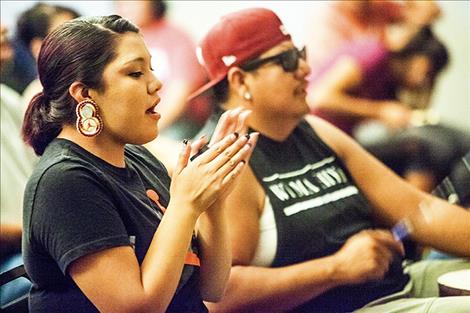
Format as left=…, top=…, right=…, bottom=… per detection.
left=141, top=19, right=210, bottom=123
left=304, top=1, right=402, bottom=74
left=310, top=39, right=396, bottom=135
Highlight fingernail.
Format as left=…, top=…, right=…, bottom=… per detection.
left=190, top=144, right=209, bottom=161
left=182, top=139, right=188, bottom=145
left=240, top=160, right=246, bottom=165
left=233, top=132, right=239, bottom=138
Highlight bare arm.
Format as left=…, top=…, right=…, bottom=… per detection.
left=196, top=203, right=231, bottom=302
left=68, top=200, right=201, bottom=313
left=309, top=55, right=412, bottom=129
left=207, top=166, right=402, bottom=313
left=196, top=109, right=259, bottom=302
left=308, top=115, right=470, bottom=256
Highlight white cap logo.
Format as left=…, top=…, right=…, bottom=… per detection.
left=279, top=25, right=289, bottom=36
left=222, top=55, right=237, bottom=67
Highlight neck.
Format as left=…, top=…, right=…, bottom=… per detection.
left=223, top=101, right=301, bottom=142
left=58, top=126, right=126, bottom=168
left=250, top=113, right=300, bottom=142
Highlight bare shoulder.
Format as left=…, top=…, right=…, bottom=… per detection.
left=304, top=115, right=360, bottom=161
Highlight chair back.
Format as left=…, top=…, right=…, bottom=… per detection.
left=433, top=151, right=470, bottom=207
left=0, top=264, right=29, bottom=313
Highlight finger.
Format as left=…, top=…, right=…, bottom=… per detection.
left=234, top=109, right=252, bottom=135
left=371, top=230, right=405, bottom=256
left=221, top=159, right=247, bottom=186
left=210, top=133, right=251, bottom=172
left=210, top=108, right=243, bottom=145
left=243, top=132, right=259, bottom=163
left=210, top=110, right=230, bottom=144
left=190, top=135, right=209, bottom=157
left=213, top=132, right=258, bottom=179
left=373, top=244, right=394, bottom=269
left=195, top=132, right=240, bottom=164
left=174, top=139, right=191, bottom=175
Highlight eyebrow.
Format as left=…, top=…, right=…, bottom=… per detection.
left=122, top=57, right=146, bottom=66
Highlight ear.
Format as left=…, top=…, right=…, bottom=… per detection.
left=227, top=67, right=251, bottom=100
left=69, top=81, right=91, bottom=103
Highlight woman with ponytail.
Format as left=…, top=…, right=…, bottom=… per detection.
left=21, top=15, right=257, bottom=313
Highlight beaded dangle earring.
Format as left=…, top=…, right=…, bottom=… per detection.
left=75, top=99, right=103, bottom=137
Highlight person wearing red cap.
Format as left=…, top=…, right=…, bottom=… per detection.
left=192, top=7, right=470, bottom=313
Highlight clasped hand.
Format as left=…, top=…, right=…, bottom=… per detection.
left=170, top=108, right=258, bottom=216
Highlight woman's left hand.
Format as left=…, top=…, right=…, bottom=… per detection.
left=189, top=108, right=252, bottom=156
left=188, top=108, right=257, bottom=205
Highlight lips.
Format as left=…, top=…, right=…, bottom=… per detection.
left=146, top=98, right=161, bottom=120
left=295, top=80, right=309, bottom=95
left=146, top=105, right=157, bottom=114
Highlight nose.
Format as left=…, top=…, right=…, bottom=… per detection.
left=296, top=57, right=310, bottom=79
left=148, top=73, right=162, bottom=94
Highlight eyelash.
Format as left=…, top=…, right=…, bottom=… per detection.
left=129, top=71, right=143, bottom=78
left=129, top=68, right=154, bottom=78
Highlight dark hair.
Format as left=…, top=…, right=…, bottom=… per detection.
left=16, top=3, right=80, bottom=48
left=212, top=78, right=229, bottom=106
left=393, top=26, right=449, bottom=80
left=150, top=0, right=167, bottom=20
left=22, top=15, right=139, bottom=156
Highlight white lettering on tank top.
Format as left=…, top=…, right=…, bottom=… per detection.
left=263, top=157, right=358, bottom=216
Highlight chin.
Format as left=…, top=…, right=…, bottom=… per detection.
left=135, top=130, right=159, bottom=145
left=296, top=100, right=310, bottom=115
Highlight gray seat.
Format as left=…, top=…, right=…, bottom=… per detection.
left=0, top=264, right=29, bottom=313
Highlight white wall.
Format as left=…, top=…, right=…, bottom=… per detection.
left=2, top=0, right=468, bottom=131
left=431, top=1, right=470, bottom=131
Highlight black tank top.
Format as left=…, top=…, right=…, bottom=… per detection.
left=249, top=120, right=408, bottom=312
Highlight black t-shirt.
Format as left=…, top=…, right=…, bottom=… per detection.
left=22, top=138, right=207, bottom=313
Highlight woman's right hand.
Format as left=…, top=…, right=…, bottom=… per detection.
left=169, top=109, right=257, bottom=216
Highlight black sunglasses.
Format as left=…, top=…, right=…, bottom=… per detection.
left=241, top=46, right=306, bottom=72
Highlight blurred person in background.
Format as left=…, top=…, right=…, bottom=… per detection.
left=115, top=0, right=211, bottom=140
left=304, top=0, right=441, bottom=73
left=309, top=26, right=470, bottom=192
left=19, top=3, right=80, bottom=107
left=0, top=24, right=35, bottom=307
left=1, top=3, right=79, bottom=94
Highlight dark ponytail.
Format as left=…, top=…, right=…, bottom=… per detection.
left=23, top=91, right=75, bottom=155
left=21, top=15, right=139, bottom=155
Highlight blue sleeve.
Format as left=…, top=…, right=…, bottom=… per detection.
left=31, top=162, right=130, bottom=274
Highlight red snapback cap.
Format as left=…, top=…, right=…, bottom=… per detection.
left=189, top=8, right=291, bottom=100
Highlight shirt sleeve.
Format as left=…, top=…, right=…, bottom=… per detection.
left=344, top=39, right=389, bottom=75
left=31, top=162, right=130, bottom=274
